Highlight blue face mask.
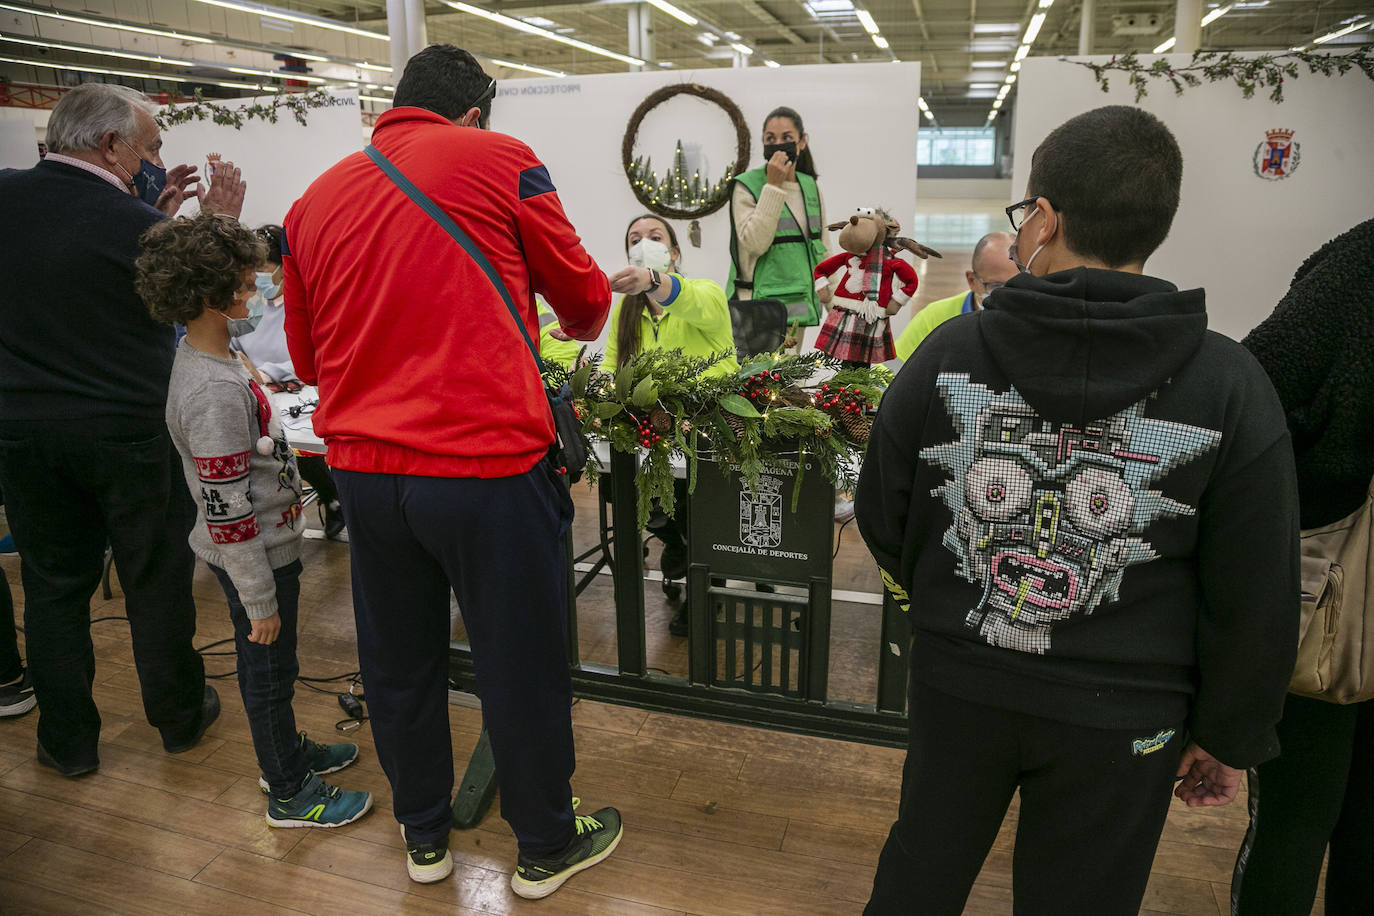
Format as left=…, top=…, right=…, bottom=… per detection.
left=117, top=136, right=167, bottom=207
left=255, top=272, right=282, bottom=302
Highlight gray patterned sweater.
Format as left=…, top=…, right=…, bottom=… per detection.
left=166, top=339, right=304, bottom=618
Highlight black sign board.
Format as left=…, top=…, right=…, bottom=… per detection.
left=689, top=453, right=835, bottom=583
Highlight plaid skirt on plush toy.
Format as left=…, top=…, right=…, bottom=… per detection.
left=815, top=305, right=895, bottom=365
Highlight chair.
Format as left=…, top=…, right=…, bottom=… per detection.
left=728, top=298, right=788, bottom=357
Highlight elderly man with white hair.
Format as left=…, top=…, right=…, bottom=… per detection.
left=0, top=82, right=244, bottom=777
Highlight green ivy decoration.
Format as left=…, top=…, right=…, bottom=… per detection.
left=544, top=349, right=890, bottom=530
left=1061, top=46, right=1374, bottom=103
left=155, top=87, right=336, bottom=130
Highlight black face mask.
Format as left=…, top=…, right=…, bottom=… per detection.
left=763, top=141, right=797, bottom=164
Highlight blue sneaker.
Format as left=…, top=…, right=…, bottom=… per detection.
left=265, top=772, right=371, bottom=829
left=0, top=534, right=16, bottom=556
left=258, top=732, right=359, bottom=791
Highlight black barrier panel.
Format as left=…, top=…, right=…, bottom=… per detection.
left=688, top=453, right=835, bottom=583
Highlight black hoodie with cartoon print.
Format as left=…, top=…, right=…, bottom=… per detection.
left=856, top=266, right=1300, bottom=769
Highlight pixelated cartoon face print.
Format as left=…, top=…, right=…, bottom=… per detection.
left=922, top=375, right=1221, bottom=655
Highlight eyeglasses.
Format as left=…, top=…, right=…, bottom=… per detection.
left=1006, top=196, right=1055, bottom=232
left=972, top=274, right=1005, bottom=293
left=466, top=77, right=497, bottom=111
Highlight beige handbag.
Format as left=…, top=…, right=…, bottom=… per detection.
left=1290, top=474, right=1374, bottom=703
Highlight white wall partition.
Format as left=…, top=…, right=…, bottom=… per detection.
left=158, top=87, right=363, bottom=228
left=1013, top=53, right=1374, bottom=341
left=0, top=116, right=40, bottom=169
left=490, top=62, right=921, bottom=351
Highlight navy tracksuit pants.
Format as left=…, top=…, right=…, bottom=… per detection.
left=334, top=462, right=576, bottom=855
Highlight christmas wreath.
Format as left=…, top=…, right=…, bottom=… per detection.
left=544, top=349, right=890, bottom=529
left=621, top=82, right=751, bottom=220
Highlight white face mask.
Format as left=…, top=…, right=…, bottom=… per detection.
left=628, top=238, right=673, bottom=272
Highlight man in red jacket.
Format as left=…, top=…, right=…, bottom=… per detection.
left=283, top=45, right=617, bottom=898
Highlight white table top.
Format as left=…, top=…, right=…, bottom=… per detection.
left=270, top=386, right=325, bottom=454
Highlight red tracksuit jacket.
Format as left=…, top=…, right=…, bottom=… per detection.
left=283, top=107, right=609, bottom=478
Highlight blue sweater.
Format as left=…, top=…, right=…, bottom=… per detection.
left=0, top=160, right=172, bottom=420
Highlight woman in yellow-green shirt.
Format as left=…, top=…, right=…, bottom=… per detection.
left=605, top=214, right=739, bottom=376
left=604, top=214, right=738, bottom=636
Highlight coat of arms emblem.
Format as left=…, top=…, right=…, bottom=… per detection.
left=1253, top=128, right=1300, bottom=181
left=739, top=475, right=784, bottom=549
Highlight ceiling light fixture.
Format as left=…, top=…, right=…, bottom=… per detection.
left=356, top=62, right=393, bottom=73
left=646, top=0, right=698, bottom=27
left=856, top=9, right=880, bottom=34
left=0, top=32, right=194, bottom=66
left=441, top=1, right=645, bottom=66
left=188, top=0, right=389, bottom=41
left=872, top=35, right=889, bottom=49
left=0, top=2, right=213, bottom=43
left=1153, top=36, right=1177, bottom=53
left=1314, top=17, right=1370, bottom=43
left=763, top=58, right=781, bottom=68
left=1023, top=12, right=1047, bottom=44
left=730, top=42, right=754, bottom=55
left=1199, top=3, right=1233, bottom=27
left=489, top=57, right=567, bottom=77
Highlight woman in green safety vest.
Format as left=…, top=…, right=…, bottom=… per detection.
left=605, top=214, right=739, bottom=377
left=727, top=106, right=832, bottom=332
left=605, top=213, right=738, bottom=637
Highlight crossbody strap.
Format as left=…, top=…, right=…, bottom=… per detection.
left=363, top=144, right=545, bottom=374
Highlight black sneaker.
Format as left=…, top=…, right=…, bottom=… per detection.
left=400, top=824, right=453, bottom=884
left=0, top=667, right=35, bottom=717
left=323, top=501, right=346, bottom=540
left=162, top=685, right=221, bottom=754
left=668, top=606, right=689, bottom=637
left=36, top=740, right=98, bottom=777
left=510, top=805, right=623, bottom=900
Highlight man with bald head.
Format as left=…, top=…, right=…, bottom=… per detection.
left=894, top=230, right=1016, bottom=361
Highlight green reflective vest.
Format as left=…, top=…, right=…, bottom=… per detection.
left=726, top=168, right=828, bottom=326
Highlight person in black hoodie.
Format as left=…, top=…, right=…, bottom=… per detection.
left=855, top=105, right=1300, bottom=915
left=1230, top=216, right=1374, bottom=916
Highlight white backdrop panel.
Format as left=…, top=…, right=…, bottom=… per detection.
left=159, top=88, right=363, bottom=228
left=490, top=62, right=920, bottom=351
left=1013, top=54, right=1374, bottom=341
left=0, top=117, right=39, bottom=170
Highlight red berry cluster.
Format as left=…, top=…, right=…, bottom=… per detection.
left=743, top=370, right=784, bottom=404
left=813, top=383, right=869, bottom=414
left=634, top=416, right=663, bottom=449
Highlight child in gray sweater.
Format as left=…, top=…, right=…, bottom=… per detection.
left=136, top=212, right=371, bottom=829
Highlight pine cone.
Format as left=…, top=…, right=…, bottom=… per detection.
left=649, top=407, right=673, bottom=434
left=724, top=413, right=747, bottom=440
left=841, top=411, right=871, bottom=444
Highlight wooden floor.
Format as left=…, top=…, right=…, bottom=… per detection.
left=0, top=498, right=1310, bottom=916
left=0, top=226, right=1322, bottom=914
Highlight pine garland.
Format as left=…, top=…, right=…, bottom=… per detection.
left=155, top=87, right=337, bottom=130
left=546, top=349, right=890, bottom=529
left=1061, top=46, right=1373, bottom=103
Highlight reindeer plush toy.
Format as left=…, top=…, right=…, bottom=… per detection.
left=813, top=207, right=941, bottom=365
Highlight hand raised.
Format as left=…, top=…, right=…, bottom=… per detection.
left=764, top=150, right=795, bottom=187
left=608, top=266, right=653, bottom=295
left=154, top=163, right=201, bottom=216
left=200, top=160, right=246, bottom=219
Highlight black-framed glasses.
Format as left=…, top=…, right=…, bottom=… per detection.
left=1006, top=196, right=1053, bottom=232
left=466, top=77, right=497, bottom=111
